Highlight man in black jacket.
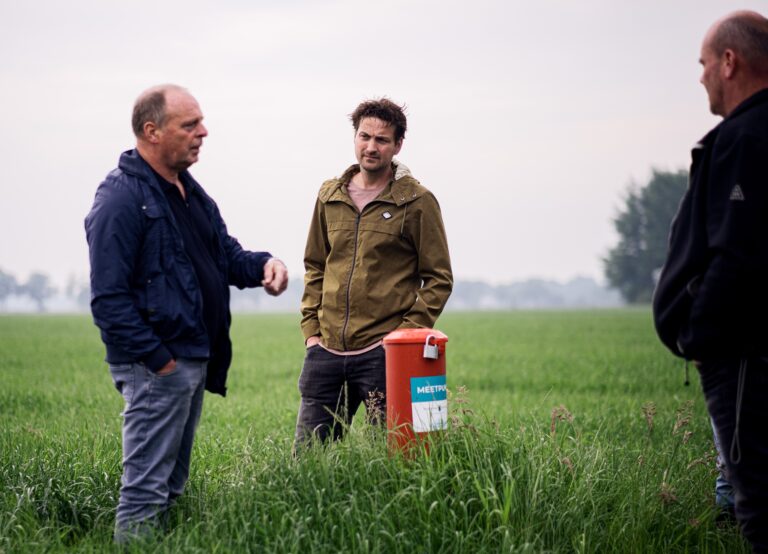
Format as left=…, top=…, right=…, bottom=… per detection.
left=653, top=11, right=768, bottom=552
left=85, top=84, right=288, bottom=542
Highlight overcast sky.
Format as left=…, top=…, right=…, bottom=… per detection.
left=1, top=0, right=765, bottom=289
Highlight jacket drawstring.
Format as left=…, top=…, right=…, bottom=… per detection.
left=400, top=202, right=408, bottom=237
left=729, top=358, right=747, bottom=465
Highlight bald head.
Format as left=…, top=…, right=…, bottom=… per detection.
left=700, top=11, right=768, bottom=116
left=708, top=11, right=768, bottom=77
left=131, top=84, right=207, bottom=182
left=132, top=84, right=189, bottom=138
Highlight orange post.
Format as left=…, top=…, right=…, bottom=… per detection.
left=383, top=328, right=448, bottom=454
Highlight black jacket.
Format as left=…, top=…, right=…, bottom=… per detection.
left=85, top=150, right=272, bottom=395
left=653, top=88, right=768, bottom=360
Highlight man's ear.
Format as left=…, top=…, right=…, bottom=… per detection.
left=394, top=138, right=403, bottom=155
left=143, top=121, right=160, bottom=144
left=722, top=48, right=736, bottom=79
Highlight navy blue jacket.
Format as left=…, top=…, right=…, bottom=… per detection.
left=653, top=89, right=768, bottom=360
left=85, top=150, right=271, bottom=395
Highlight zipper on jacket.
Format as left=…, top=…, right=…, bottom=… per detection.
left=340, top=212, right=362, bottom=350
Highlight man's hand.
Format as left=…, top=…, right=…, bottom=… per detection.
left=262, top=258, right=288, bottom=296
left=156, top=358, right=177, bottom=375
left=306, top=335, right=321, bottom=348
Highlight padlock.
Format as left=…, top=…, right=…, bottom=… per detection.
left=423, top=335, right=439, bottom=359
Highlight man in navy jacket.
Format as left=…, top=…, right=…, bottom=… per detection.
left=653, top=12, right=768, bottom=551
left=85, top=84, right=287, bottom=542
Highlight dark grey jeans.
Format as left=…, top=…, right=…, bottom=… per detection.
left=293, top=345, right=386, bottom=448
left=699, top=358, right=768, bottom=552
left=109, top=358, right=207, bottom=542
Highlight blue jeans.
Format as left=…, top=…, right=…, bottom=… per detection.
left=109, top=358, right=207, bottom=542
left=293, top=345, right=386, bottom=448
left=711, top=417, right=735, bottom=510
left=699, top=358, right=768, bottom=552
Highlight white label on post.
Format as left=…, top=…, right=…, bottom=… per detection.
left=410, top=375, right=448, bottom=432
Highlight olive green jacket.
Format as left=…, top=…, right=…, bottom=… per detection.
left=301, top=161, right=453, bottom=350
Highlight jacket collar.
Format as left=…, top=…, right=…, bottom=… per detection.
left=725, top=87, right=768, bottom=122
left=320, top=159, right=423, bottom=206
left=695, top=87, right=768, bottom=150
left=118, top=148, right=203, bottom=197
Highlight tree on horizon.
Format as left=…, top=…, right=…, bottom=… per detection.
left=604, top=169, right=688, bottom=303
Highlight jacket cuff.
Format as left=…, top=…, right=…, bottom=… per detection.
left=144, top=345, right=173, bottom=373
left=256, top=253, right=274, bottom=284
left=398, top=317, right=424, bottom=329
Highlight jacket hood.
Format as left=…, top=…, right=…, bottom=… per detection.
left=318, top=160, right=427, bottom=206
left=118, top=149, right=149, bottom=175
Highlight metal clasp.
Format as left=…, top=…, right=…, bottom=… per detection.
left=423, top=334, right=439, bottom=360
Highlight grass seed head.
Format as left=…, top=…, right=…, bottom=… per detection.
left=673, top=400, right=694, bottom=435
left=686, top=457, right=708, bottom=470
left=659, top=482, right=677, bottom=505
left=364, top=390, right=385, bottom=425
left=550, top=405, right=573, bottom=436
left=560, top=457, right=575, bottom=475
left=642, top=402, right=656, bottom=434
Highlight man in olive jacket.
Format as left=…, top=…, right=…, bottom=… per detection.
left=295, top=98, right=453, bottom=448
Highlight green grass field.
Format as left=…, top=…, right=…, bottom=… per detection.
left=0, top=310, right=749, bottom=553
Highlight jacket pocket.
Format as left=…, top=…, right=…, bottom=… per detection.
left=139, top=203, right=185, bottom=337
left=358, top=221, right=412, bottom=258
left=654, top=274, right=701, bottom=358
left=140, top=202, right=169, bottom=261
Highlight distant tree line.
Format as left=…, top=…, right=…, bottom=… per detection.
left=227, top=276, right=622, bottom=312
left=0, top=268, right=622, bottom=313
left=603, top=169, right=688, bottom=303
left=0, top=269, right=89, bottom=312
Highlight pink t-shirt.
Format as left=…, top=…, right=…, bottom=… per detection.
left=346, top=181, right=387, bottom=213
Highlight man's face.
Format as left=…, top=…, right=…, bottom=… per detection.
left=699, top=36, right=726, bottom=117
left=156, top=90, right=208, bottom=171
left=354, top=117, right=402, bottom=174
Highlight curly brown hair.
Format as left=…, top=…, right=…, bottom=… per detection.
left=349, top=98, right=407, bottom=142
